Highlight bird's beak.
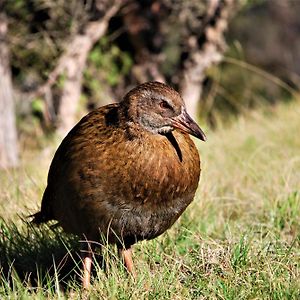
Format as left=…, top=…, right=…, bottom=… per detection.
left=171, top=109, right=207, bottom=141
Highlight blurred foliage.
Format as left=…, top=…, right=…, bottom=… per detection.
left=84, top=37, right=132, bottom=105
left=200, top=51, right=296, bottom=128
left=3, top=0, right=300, bottom=132
left=5, top=0, right=88, bottom=86
left=31, top=97, right=45, bottom=119
left=159, top=0, right=208, bottom=82
left=5, top=0, right=132, bottom=94
left=199, top=0, right=300, bottom=127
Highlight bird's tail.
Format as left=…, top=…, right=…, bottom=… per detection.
left=29, top=186, right=54, bottom=225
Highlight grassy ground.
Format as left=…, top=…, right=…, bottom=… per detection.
left=0, top=101, right=299, bottom=299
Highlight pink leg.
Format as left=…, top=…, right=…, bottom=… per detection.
left=118, top=247, right=136, bottom=278
left=82, top=243, right=93, bottom=289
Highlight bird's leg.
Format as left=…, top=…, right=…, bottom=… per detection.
left=118, top=247, right=136, bottom=278
left=81, top=241, right=93, bottom=289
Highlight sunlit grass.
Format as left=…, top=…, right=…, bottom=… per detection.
left=0, top=101, right=299, bottom=299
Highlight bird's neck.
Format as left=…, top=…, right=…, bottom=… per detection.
left=119, top=101, right=152, bottom=140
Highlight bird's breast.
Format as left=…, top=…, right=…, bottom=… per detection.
left=124, top=131, right=201, bottom=206
left=108, top=131, right=201, bottom=243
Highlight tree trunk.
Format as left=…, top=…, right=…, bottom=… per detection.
left=0, top=13, right=18, bottom=169
left=43, top=2, right=121, bottom=137
left=180, top=0, right=233, bottom=118
left=122, top=1, right=166, bottom=84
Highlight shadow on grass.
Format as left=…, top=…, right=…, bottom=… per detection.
left=0, top=218, right=102, bottom=290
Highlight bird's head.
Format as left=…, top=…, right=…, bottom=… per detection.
left=121, top=81, right=206, bottom=141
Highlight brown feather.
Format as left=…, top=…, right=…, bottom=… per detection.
left=32, top=82, right=202, bottom=248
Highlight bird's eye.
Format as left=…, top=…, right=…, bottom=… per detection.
left=159, top=100, right=172, bottom=110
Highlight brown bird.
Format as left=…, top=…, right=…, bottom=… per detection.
left=31, top=81, right=206, bottom=288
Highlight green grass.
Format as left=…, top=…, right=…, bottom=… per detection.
left=0, top=101, right=299, bottom=299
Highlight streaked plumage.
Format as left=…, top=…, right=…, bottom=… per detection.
left=32, top=81, right=206, bottom=287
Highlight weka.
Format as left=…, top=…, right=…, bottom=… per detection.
left=31, top=81, right=206, bottom=288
